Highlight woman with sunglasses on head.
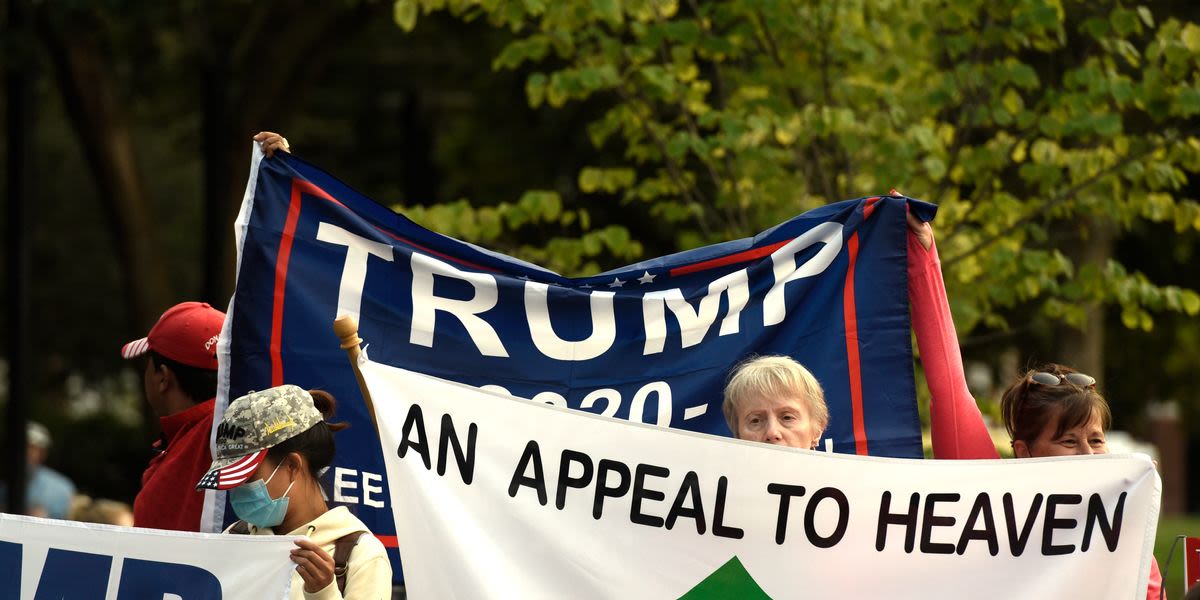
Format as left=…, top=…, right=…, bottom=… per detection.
left=906, top=211, right=1163, bottom=596
left=982, top=366, right=1161, bottom=598
left=197, top=385, right=392, bottom=599
left=1002, top=368, right=1110, bottom=458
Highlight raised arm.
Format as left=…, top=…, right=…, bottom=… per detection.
left=907, top=212, right=998, bottom=459
left=253, top=131, right=291, bottom=158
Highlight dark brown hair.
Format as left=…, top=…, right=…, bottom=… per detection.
left=266, top=389, right=350, bottom=479
left=149, top=351, right=217, bottom=402
left=1000, top=363, right=1113, bottom=444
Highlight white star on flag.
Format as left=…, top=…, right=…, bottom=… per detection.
left=638, top=271, right=656, bottom=284
left=607, top=278, right=625, bottom=288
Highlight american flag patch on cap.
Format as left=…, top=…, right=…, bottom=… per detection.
left=196, top=449, right=268, bottom=490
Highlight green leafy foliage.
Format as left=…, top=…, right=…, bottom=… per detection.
left=391, top=0, right=1200, bottom=338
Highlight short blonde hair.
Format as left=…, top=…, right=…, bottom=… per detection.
left=69, top=496, right=134, bottom=526
left=722, top=355, right=828, bottom=434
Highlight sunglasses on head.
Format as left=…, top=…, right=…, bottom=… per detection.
left=1029, top=371, right=1096, bottom=388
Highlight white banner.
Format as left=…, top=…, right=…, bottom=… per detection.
left=0, top=514, right=296, bottom=599
left=362, top=356, right=1162, bottom=599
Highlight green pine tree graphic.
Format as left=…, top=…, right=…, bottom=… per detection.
left=677, top=556, right=773, bottom=599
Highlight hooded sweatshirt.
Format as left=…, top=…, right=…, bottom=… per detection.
left=230, top=506, right=392, bottom=600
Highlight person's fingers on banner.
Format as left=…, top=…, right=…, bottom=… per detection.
left=905, top=210, right=933, bottom=251
left=291, top=538, right=336, bottom=593
left=894, top=187, right=934, bottom=251
left=253, top=131, right=291, bottom=158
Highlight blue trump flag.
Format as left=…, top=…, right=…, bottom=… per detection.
left=216, top=147, right=931, bottom=580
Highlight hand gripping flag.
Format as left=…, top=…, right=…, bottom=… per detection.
left=215, top=144, right=934, bottom=581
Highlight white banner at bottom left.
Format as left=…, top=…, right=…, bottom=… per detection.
left=0, top=513, right=297, bottom=600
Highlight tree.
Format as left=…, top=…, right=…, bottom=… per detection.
left=11, top=0, right=388, bottom=498
left=34, top=1, right=386, bottom=319
left=36, top=5, right=174, bottom=334
left=390, top=0, right=1200, bottom=373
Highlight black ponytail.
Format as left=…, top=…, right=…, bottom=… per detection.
left=265, top=390, right=349, bottom=479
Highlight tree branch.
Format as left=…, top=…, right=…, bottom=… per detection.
left=35, top=7, right=173, bottom=330
left=614, top=83, right=714, bottom=238
left=943, top=136, right=1178, bottom=267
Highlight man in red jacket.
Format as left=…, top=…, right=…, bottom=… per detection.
left=121, top=301, right=225, bottom=531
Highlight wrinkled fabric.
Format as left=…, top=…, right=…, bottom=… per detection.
left=134, top=398, right=214, bottom=531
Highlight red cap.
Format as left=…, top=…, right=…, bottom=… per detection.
left=120, top=302, right=225, bottom=370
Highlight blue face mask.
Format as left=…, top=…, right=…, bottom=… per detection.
left=229, top=462, right=295, bottom=528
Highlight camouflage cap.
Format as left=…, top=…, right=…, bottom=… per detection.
left=196, top=384, right=323, bottom=490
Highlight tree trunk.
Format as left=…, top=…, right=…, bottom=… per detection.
left=195, top=1, right=382, bottom=304
left=36, top=10, right=173, bottom=333
left=1054, top=217, right=1114, bottom=386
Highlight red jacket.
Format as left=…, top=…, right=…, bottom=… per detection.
left=133, top=398, right=215, bottom=531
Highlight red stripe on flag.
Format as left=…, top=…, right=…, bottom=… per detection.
left=267, top=177, right=494, bottom=388
left=670, top=239, right=790, bottom=277
left=223, top=451, right=261, bottom=471
left=841, top=197, right=881, bottom=455
left=270, top=182, right=307, bottom=386
left=668, top=198, right=879, bottom=278
left=843, top=232, right=868, bottom=455
left=863, top=196, right=879, bottom=219
left=293, top=176, right=492, bottom=272
left=370, top=225, right=497, bottom=273
left=220, top=451, right=265, bottom=480
left=215, top=450, right=267, bottom=488
left=376, top=535, right=399, bottom=548
left=293, top=178, right=337, bottom=203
